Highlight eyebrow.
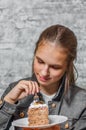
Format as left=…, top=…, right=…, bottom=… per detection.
left=36, top=56, right=62, bottom=67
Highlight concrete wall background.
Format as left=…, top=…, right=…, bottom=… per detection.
left=0, top=0, right=86, bottom=97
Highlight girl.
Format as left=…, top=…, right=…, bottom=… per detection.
left=0, top=25, right=86, bottom=130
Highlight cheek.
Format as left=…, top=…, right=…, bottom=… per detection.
left=54, top=64, right=67, bottom=78
left=33, top=61, right=40, bottom=72
left=51, top=69, right=66, bottom=79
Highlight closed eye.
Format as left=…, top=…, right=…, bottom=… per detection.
left=36, top=57, right=44, bottom=64
left=36, top=56, right=62, bottom=69
left=50, top=65, right=61, bottom=70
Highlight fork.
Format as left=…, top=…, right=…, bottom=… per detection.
left=33, top=93, right=40, bottom=102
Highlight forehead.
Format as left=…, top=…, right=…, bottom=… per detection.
left=36, top=42, right=68, bottom=63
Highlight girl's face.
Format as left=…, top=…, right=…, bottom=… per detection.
left=33, top=42, right=68, bottom=89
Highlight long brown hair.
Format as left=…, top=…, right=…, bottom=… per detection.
left=33, top=24, right=78, bottom=92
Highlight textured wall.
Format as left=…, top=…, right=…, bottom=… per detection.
left=0, top=0, right=86, bottom=97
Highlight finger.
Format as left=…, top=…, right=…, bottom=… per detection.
left=19, top=80, right=34, bottom=86
left=18, top=80, right=39, bottom=95
left=18, top=80, right=32, bottom=94
left=26, top=81, right=39, bottom=94
left=34, top=81, right=40, bottom=93
left=28, top=81, right=34, bottom=94
left=30, top=81, right=37, bottom=94
left=18, top=84, right=30, bottom=95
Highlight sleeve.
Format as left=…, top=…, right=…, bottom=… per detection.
left=0, top=82, right=18, bottom=130
left=73, top=108, right=86, bottom=130
left=63, top=88, right=86, bottom=130
left=0, top=101, right=16, bottom=130
left=0, top=77, right=30, bottom=130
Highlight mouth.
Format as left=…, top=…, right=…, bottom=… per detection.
left=38, top=75, right=51, bottom=82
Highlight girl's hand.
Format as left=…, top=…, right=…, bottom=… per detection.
left=4, top=80, right=39, bottom=104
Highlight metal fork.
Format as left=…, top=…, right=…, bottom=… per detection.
left=33, top=93, right=45, bottom=104
left=33, top=93, right=40, bottom=102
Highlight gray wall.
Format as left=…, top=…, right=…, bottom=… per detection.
left=0, top=0, right=86, bottom=97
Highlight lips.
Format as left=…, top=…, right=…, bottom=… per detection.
left=38, top=75, right=50, bottom=82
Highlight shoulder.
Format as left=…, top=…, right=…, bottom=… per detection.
left=70, top=86, right=86, bottom=113
left=72, top=86, right=86, bottom=108
left=65, top=85, right=86, bottom=105
left=72, top=86, right=86, bottom=98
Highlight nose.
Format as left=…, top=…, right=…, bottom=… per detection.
left=41, top=65, right=49, bottom=76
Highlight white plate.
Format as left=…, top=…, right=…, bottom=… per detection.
left=12, top=115, right=68, bottom=128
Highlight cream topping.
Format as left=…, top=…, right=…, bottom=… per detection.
left=29, top=100, right=48, bottom=108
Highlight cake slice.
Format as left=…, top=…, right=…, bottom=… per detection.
left=28, top=100, right=49, bottom=126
